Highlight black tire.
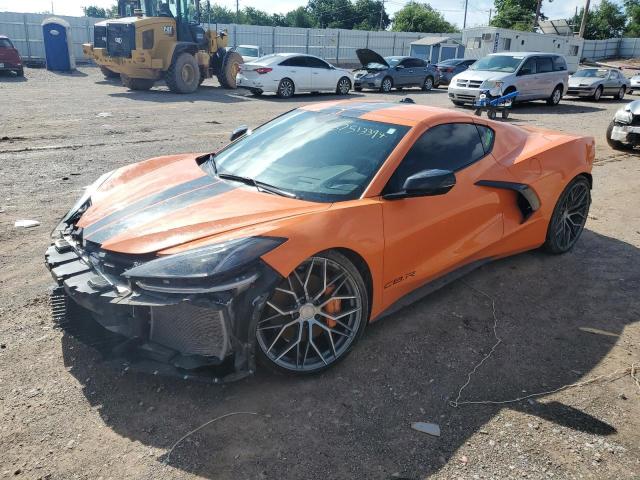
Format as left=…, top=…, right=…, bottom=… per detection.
left=354, top=86, right=362, bottom=92
left=546, top=85, right=563, bottom=106
left=501, top=109, right=510, bottom=119
left=613, top=86, right=625, bottom=100
left=336, top=76, right=351, bottom=95
left=276, top=78, right=295, bottom=98
left=421, top=75, right=434, bottom=91
left=487, top=109, right=497, bottom=120
left=474, top=109, right=482, bottom=116
left=217, top=50, right=242, bottom=89
left=165, top=52, right=200, bottom=94
left=120, top=74, right=154, bottom=91
left=543, top=176, right=591, bottom=254
left=606, top=121, right=630, bottom=151
left=249, top=88, right=263, bottom=96
left=628, top=89, right=634, bottom=95
left=255, top=250, right=369, bottom=376
left=593, top=85, right=603, bottom=102
left=380, top=76, right=393, bottom=93
left=15, top=67, right=24, bottom=77
left=100, top=65, right=119, bottom=79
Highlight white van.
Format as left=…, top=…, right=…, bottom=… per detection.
left=447, top=52, right=569, bottom=106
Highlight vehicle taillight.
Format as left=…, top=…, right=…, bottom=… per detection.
left=255, top=67, right=272, bottom=74
left=443, top=67, right=454, bottom=73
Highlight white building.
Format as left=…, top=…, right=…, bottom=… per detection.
left=461, top=26, right=584, bottom=72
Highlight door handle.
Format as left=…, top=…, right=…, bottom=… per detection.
left=313, top=72, right=319, bottom=75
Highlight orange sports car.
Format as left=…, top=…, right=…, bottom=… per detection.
left=46, top=100, right=594, bottom=380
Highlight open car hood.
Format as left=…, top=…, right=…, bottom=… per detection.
left=76, top=154, right=329, bottom=254
left=356, top=48, right=389, bottom=69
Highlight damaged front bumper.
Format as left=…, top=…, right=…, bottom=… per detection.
left=46, top=226, right=282, bottom=382
left=609, top=123, right=640, bottom=145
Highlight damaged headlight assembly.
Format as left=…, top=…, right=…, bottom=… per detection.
left=123, top=236, right=286, bottom=294
left=614, top=107, right=633, bottom=125
left=58, top=170, right=115, bottom=227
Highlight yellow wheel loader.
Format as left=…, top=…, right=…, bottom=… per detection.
left=83, top=0, right=242, bottom=93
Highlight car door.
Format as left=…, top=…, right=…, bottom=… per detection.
left=514, top=57, right=538, bottom=100
left=306, top=56, right=336, bottom=91
left=535, top=56, right=555, bottom=99
left=380, top=122, right=505, bottom=306
left=395, top=58, right=417, bottom=86
left=605, top=70, right=622, bottom=95
left=278, top=56, right=312, bottom=91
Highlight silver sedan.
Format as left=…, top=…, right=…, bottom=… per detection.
left=566, top=68, right=630, bottom=101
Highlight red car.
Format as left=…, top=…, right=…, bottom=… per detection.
left=0, top=35, right=24, bottom=77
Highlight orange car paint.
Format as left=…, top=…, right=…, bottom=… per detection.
left=81, top=101, right=593, bottom=322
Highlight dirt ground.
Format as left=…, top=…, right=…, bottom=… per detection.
left=0, top=67, right=639, bottom=480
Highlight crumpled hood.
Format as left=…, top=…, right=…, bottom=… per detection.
left=76, top=154, right=329, bottom=254
left=624, top=99, right=640, bottom=115
left=569, top=76, right=601, bottom=87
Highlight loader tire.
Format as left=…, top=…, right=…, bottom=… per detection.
left=120, top=74, right=154, bottom=91
left=165, top=52, right=200, bottom=94
left=100, top=66, right=120, bottom=79
left=217, top=50, right=242, bottom=89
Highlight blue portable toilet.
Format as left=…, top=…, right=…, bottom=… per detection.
left=42, top=17, right=76, bottom=71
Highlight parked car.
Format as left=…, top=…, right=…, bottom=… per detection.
left=435, top=58, right=476, bottom=85
left=567, top=68, right=629, bottom=101
left=230, top=44, right=263, bottom=63
left=236, top=53, right=353, bottom=98
left=0, top=35, right=24, bottom=77
left=629, top=74, right=640, bottom=95
left=354, top=49, right=440, bottom=93
left=448, top=52, right=569, bottom=107
left=46, top=100, right=594, bottom=379
left=606, top=99, right=640, bottom=150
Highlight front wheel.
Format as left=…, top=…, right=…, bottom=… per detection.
left=543, top=176, right=591, bottom=254
left=546, top=85, right=563, bottom=106
left=593, top=86, right=603, bottom=102
left=121, top=74, right=154, bottom=91
left=255, top=251, right=369, bottom=375
left=165, top=52, right=200, bottom=93
left=380, top=77, right=393, bottom=93
left=276, top=78, right=295, bottom=98
left=336, top=76, right=351, bottom=95
left=421, top=75, right=434, bottom=91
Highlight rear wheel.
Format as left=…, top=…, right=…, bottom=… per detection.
left=217, top=50, right=242, bottom=89
left=15, top=67, right=24, bottom=77
left=121, top=74, right=154, bottom=91
left=487, top=109, right=497, bottom=120
left=100, top=66, right=119, bottom=79
left=614, top=86, right=625, bottom=100
left=380, top=76, right=393, bottom=93
left=422, top=75, right=434, bottom=91
left=165, top=52, right=200, bottom=93
left=276, top=78, right=295, bottom=98
left=501, top=109, right=510, bottom=119
left=336, top=76, right=351, bottom=95
left=256, top=251, right=369, bottom=375
left=593, top=86, right=603, bottom=102
left=546, top=85, right=563, bottom=106
left=543, top=176, right=591, bottom=254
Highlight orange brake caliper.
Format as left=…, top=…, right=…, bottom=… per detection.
left=324, top=285, right=340, bottom=328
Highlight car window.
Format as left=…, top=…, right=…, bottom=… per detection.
left=537, top=57, right=553, bottom=73
left=552, top=56, right=567, bottom=71
left=384, top=123, right=489, bottom=194
left=0, top=38, right=13, bottom=48
left=280, top=56, right=308, bottom=67
left=470, top=55, right=524, bottom=73
left=236, top=46, right=259, bottom=57
left=519, top=58, right=537, bottom=75
left=403, top=58, right=422, bottom=68
left=305, top=56, right=330, bottom=69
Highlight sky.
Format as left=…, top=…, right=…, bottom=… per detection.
left=0, top=0, right=624, bottom=29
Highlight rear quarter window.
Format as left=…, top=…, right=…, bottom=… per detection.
left=552, top=56, right=567, bottom=71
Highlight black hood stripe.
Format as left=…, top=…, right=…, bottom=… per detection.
left=316, top=102, right=399, bottom=118
left=85, top=178, right=235, bottom=245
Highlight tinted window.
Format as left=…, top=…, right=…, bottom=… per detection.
left=537, top=57, right=553, bottom=73
left=280, top=56, right=307, bottom=67
left=213, top=110, right=410, bottom=203
left=520, top=58, right=537, bottom=75
left=552, top=56, right=567, bottom=71
left=403, top=58, right=422, bottom=68
left=0, top=38, right=13, bottom=48
left=305, top=56, right=330, bottom=69
left=384, top=123, right=489, bottom=194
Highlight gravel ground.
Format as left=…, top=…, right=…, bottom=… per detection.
left=0, top=67, right=639, bottom=480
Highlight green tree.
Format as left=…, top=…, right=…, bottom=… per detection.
left=490, top=0, right=540, bottom=31
left=624, top=0, right=640, bottom=37
left=284, top=6, right=316, bottom=28
left=207, top=5, right=236, bottom=23
left=83, top=5, right=108, bottom=18
left=391, top=2, right=457, bottom=33
left=307, top=0, right=356, bottom=29
left=570, top=0, right=626, bottom=39
left=353, top=0, right=389, bottom=30
left=240, top=6, right=276, bottom=26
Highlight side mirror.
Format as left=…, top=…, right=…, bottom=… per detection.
left=518, top=68, right=531, bottom=76
left=230, top=125, right=250, bottom=141
left=383, top=169, right=456, bottom=200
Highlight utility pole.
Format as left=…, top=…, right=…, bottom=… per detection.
left=534, top=0, right=542, bottom=30
left=579, top=0, right=590, bottom=38
left=463, top=0, right=468, bottom=29
left=51, top=1, right=54, bottom=14
left=236, top=0, right=239, bottom=23
left=488, top=8, right=492, bottom=25
left=378, top=0, right=385, bottom=30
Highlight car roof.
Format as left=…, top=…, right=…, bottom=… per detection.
left=0, top=35, right=8, bottom=39
left=489, top=51, right=562, bottom=57
left=385, top=56, right=409, bottom=60
left=237, top=44, right=260, bottom=49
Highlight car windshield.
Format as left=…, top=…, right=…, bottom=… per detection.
left=470, top=55, right=524, bottom=73
left=385, top=57, right=401, bottom=67
left=236, top=46, right=259, bottom=57
left=573, top=69, right=608, bottom=78
left=439, top=59, right=461, bottom=66
left=210, top=110, right=410, bottom=202
left=0, top=38, right=13, bottom=48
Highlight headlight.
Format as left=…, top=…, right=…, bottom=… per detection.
left=614, top=108, right=633, bottom=124
left=61, top=170, right=114, bottom=224
left=123, top=236, right=286, bottom=293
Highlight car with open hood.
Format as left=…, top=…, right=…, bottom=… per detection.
left=0, top=35, right=24, bottom=77
left=567, top=68, right=629, bottom=101
left=354, top=48, right=440, bottom=93
left=447, top=52, right=569, bottom=107
left=606, top=99, right=640, bottom=150
left=46, top=100, right=594, bottom=381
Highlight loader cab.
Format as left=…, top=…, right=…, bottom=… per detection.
left=142, top=0, right=207, bottom=48
left=117, top=0, right=141, bottom=17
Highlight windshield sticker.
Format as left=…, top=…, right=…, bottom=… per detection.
left=336, top=124, right=390, bottom=140
left=386, top=128, right=397, bottom=135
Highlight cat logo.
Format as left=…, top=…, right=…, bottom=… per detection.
left=163, top=25, right=174, bottom=35
left=114, top=37, right=123, bottom=44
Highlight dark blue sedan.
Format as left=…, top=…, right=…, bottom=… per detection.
left=435, top=58, right=476, bottom=85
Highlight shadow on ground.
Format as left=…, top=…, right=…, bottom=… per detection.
left=60, top=229, right=639, bottom=479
